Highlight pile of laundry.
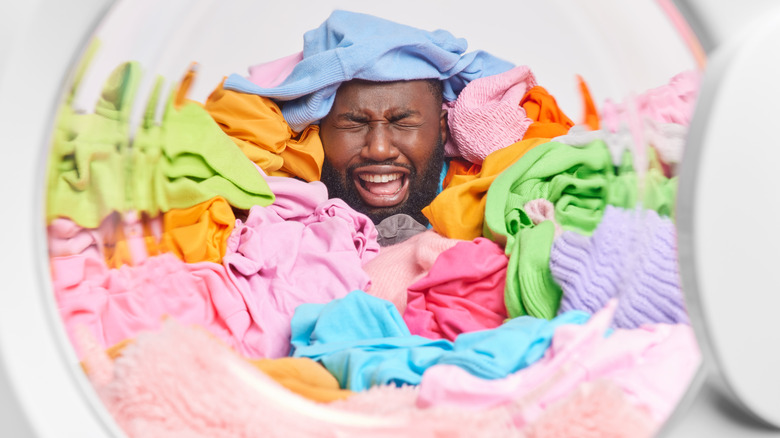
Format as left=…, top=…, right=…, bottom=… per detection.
left=47, top=11, right=701, bottom=438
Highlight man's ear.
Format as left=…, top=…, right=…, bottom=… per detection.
left=439, top=108, right=448, bottom=145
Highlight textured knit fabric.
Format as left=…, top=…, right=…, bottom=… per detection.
left=47, top=61, right=138, bottom=228
left=403, top=238, right=508, bottom=341
left=223, top=10, right=515, bottom=132
left=363, top=230, right=460, bottom=313
left=129, top=78, right=275, bottom=216
left=483, top=140, right=615, bottom=319
left=222, top=172, right=379, bottom=358
left=417, top=300, right=700, bottom=428
left=446, top=66, right=538, bottom=164
left=423, top=137, right=549, bottom=240
left=550, top=206, right=688, bottom=328
left=290, top=290, right=589, bottom=391
left=79, top=320, right=519, bottom=438
left=204, top=80, right=324, bottom=181
left=375, top=214, right=429, bottom=247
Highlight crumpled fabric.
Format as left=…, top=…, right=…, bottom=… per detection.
left=222, top=10, right=515, bottom=132
left=290, top=290, right=589, bottom=391
left=204, top=80, right=324, bottom=181
left=416, top=300, right=700, bottom=428
left=446, top=66, right=538, bottom=164
left=403, top=237, right=508, bottom=341
left=374, top=214, right=429, bottom=248
left=222, top=172, right=380, bottom=358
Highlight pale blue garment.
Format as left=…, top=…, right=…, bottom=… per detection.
left=290, top=290, right=589, bottom=391
left=223, top=10, right=514, bottom=132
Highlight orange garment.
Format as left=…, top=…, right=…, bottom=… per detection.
left=204, top=80, right=324, bottom=182
left=423, top=137, right=550, bottom=240
left=249, top=357, right=353, bottom=403
left=442, top=158, right=481, bottom=189
left=159, top=196, right=235, bottom=264
left=520, top=86, right=575, bottom=140
left=577, top=75, right=600, bottom=131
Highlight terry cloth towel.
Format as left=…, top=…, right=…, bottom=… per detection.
left=223, top=10, right=515, bottom=132
left=550, top=206, right=689, bottom=328
left=446, top=66, right=538, bottom=164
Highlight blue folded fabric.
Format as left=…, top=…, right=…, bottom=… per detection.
left=223, top=10, right=515, bottom=132
left=289, top=290, right=589, bottom=391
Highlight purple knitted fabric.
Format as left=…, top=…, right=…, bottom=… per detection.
left=549, top=205, right=689, bottom=328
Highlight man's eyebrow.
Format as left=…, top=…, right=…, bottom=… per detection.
left=387, top=109, right=420, bottom=122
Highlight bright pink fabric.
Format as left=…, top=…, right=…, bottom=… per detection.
left=363, top=230, right=460, bottom=314
left=80, top=319, right=519, bottom=438
left=403, top=237, right=508, bottom=340
left=222, top=175, right=379, bottom=358
left=416, top=300, right=700, bottom=427
left=446, top=66, right=538, bottom=164
left=247, top=51, right=303, bottom=88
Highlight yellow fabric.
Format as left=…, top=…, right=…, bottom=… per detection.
left=159, top=196, right=235, bottom=264
left=423, top=137, right=550, bottom=240
left=205, top=80, right=324, bottom=182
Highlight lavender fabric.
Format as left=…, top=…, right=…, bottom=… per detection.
left=549, top=205, right=689, bottom=328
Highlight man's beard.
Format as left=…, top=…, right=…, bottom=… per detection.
left=320, top=138, right=444, bottom=226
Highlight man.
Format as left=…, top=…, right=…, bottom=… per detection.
left=318, top=79, right=447, bottom=225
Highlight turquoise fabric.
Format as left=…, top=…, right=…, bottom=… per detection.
left=290, top=290, right=589, bottom=391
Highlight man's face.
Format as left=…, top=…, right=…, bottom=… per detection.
left=319, top=79, right=447, bottom=225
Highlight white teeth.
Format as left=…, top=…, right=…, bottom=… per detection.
left=359, top=173, right=401, bottom=183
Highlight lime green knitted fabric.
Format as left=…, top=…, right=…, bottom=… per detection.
left=46, top=61, right=139, bottom=228
left=483, top=140, right=614, bottom=319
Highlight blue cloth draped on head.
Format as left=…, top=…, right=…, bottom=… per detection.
left=223, top=10, right=516, bottom=132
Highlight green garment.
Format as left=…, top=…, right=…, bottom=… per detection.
left=608, top=148, right=677, bottom=218
left=47, top=56, right=275, bottom=227
left=483, top=140, right=614, bottom=319
left=46, top=60, right=139, bottom=228
left=129, top=79, right=274, bottom=216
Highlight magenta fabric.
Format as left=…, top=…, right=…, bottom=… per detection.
left=446, top=66, right=537, bottom=164
left=247, top=51, right=303, bottom=88
left=53, top=252, right=249, bottom=359
left=403, top=237, right=508, bottom=341
left=416, top=300, right=700, bottom=427
left=222, top=174, right=380, bottom=358
left=363, top=230, right=460, bottom=314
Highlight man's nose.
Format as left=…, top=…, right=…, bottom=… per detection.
left=360, top=123, right=400, bottom=162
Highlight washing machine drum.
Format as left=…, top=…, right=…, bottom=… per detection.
left=4, top=0, right=780, bottom=436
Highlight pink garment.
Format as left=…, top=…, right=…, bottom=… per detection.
left=247, top=51, right=303, bottom=88
left=47, top=212, right=158, bottom=265
left=80, top=319, right=521, bottom=438
left=522, top=199, right=563, bottom=239
left=416, top=300, right=700, bottom=427
left=363, top=230, right=460, bottom=314
left=53, top=252, right=248, bottom=359
left=520, top=380, right=656, bottom=438
left=446, top=66, right=538, bottom=164
left=601, top=70, right=700, bottom=133
left=222, top=175, right=379, bottom=358
left=403, top=237, right=508, bottom=341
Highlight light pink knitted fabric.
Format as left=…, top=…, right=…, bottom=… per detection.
left=79, top=320, right=521, bottom=438
left=523, top=199, right=563, bottom=238
left=447, top=66, right=538, bottom=164
left=247, top=51, right=303, bottom=88
left=363, top=230, right=460, bottom=314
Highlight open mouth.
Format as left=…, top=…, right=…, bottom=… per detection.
left=352, top=165, right=411, bottom=208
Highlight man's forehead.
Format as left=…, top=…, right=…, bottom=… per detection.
left=329, top=80, right=437, bottom=113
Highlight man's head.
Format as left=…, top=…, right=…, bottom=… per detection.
left=319, top=79, right=447, bottom=225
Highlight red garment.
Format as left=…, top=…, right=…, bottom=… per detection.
left=403, top=237, right=508, bottom=341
